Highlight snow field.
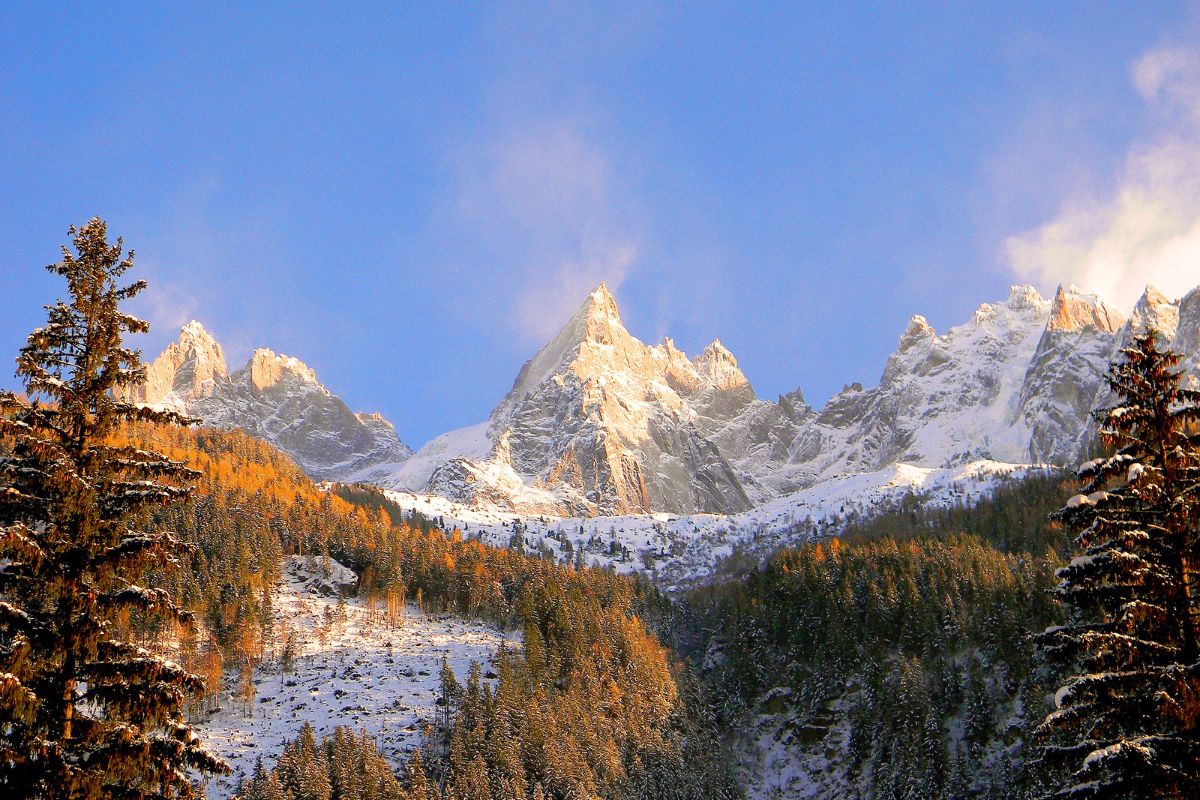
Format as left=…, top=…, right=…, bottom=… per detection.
left=384, top=459, right=1047, bottom=591
left=194, top=556, right=518, bottom=798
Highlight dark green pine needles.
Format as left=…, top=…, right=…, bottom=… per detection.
left=0, top=219, right=228, bottom=799
left=1037, top=330, right=1200, bottom=798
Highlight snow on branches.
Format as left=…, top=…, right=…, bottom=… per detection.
left=0, top=219, right=227, bottom=798
left=1037, top=331, right=1200, bottom=798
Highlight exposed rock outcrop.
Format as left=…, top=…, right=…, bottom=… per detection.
left=125, top=323, right=411, bottom=482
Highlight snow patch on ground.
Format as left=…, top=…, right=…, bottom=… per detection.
left=194, top=556, right=516, bottom=798
left=735, top=698, right=856, bottom=800
left=382, top=459, right=1050, bottom=591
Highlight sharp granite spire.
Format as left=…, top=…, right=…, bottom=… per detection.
left=124, top=323, right=412, bottom=481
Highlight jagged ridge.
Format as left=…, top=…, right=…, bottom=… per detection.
left=375, top=281, right=1199, bottom=517
left=123, top=323, right=412, bottom=482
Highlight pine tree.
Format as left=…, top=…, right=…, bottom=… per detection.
left=1037, top=330, right=1200, bottom=797
left=406, top=748, right=431, bottom=800
left=275, top=722, right=330, bottom=800
left=0, top=219, right=228, bottom=797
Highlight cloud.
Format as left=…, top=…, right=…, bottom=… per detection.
left=128, top=268, right=201, bottom=339
left=443, top=110, right=642, bottom=342
left=1005, top=45, right=1200, bottom=308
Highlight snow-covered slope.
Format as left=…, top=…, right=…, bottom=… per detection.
left=124, top=323, right=413, bottom=482
left=194, top=556, right=514, bottom=799
left=382, top=458, right=1040, bottom=591
left=371, top=281, right=1197, bottom=520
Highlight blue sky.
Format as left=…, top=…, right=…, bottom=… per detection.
left=3, top=3, right=1200, bottom=446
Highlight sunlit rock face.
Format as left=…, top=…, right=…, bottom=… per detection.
left=121, top=320, right=228, bottom=409
left=126, top=322, right=411, bottom=482
left=459, top=283, right=754, bottom=515
left=134, top=278, right=1199, bottom=519
left=1011, top=286, right=1125, bottom=464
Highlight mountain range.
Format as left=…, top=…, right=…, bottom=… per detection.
left=119, top=321, right=412, bottom=482
left=127, top=281, right=1200, bottom=519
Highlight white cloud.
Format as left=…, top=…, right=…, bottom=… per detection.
left=444, top=111, right=641, bottom=342
left=128, top=267, right=200, bottom=338
left=1006, top=45, right=1200, bottom=307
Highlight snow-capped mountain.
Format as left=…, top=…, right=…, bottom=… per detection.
left=132, top=282, right=1196, bottom=521
left=371, top=281, right=1197, bottom=518
left=125, top=322, right=412, bottom=482
left=364, top=284, right=753, bottom=516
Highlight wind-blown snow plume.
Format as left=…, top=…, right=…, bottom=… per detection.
left=449, top=112, right=641, bottom=342
left=1006, top=45, right=1200, bottom=307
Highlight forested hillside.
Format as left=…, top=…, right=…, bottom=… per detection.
left=5, top=407, right=1109, bottom=800
left=114, top=422, right=738, bottom=800
left=676, top=473, right=1077, bottom=799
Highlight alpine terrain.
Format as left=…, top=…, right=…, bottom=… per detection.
left=125, top=283, right=1200, bottom=589
left=364, top=281, right=1200, bottom=516
left=121, top=321, right=413, bottom=482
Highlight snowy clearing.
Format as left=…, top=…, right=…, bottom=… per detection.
left=193, top=556, right=517, bottom=799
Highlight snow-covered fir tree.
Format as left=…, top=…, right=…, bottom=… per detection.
left=0, top=219, right=227, bottom=797
left=1037, top=330, right=1200, bottom=798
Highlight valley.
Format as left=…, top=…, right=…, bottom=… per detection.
left=7, top=9, right=1200, bottom=797
left=3, top=236, right=1198, bottom=799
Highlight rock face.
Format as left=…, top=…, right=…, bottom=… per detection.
left=1010, top=287, right=1125, bottom=464
left=1176, top=288, right=1200, bottom=388
left=125, top=323, right=412, bottom=482
left=381, top=284, right=754, bottom=516
left=378, top=281, right=1199, bottom=517
left=124, top=320, right=228, bottom=406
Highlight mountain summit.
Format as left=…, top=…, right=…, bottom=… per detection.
left=123, top=320, right=228, bottom=407
left=125, top=324, right=411, bottom=481
left=378, top=280, right=1200, bottom=517
left=383, top=284, right=755, bottom=515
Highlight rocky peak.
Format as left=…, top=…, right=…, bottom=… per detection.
left=168, top=321, right=226, bottom=374
left=658, top=337, right=702, bottom=395
left=1127, top=285, right=1179, bottom=340
left=576, top=282, right=624, bottom=345
left=178, top=320, right=225, bottom=360
left=693, top=339, right=750, bottom=390
left=1005, top=284, right=1045, bottom=311
left=125, top=322, right=411, bottom=481
left=898, top=315, right=935, bottom=351
left=1047, top=285, right=1125, bottom=334
left=660, top=336, right=687, bottom=361
left=1139, top=284, right=1171, bottom=308
left=498, top=283, right=642, bottom=412
left=1016, top=287, right=1126, bottom=465
left=245, top=348, right=322, bottom=392
left=126, top=320, right=228, bottom=407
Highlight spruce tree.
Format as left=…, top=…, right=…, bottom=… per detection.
left=0, top=219, right=228, bottom=798
left=1037, top=330, right=1200, bottom=798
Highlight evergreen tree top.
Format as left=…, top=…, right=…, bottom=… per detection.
left=0, top=219, right=227, bottom=799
